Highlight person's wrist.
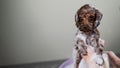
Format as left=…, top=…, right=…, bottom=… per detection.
left=116, top=58, right=120, bottom=67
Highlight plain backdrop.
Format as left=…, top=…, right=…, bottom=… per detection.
left=0, top=0, right=120, bottom=66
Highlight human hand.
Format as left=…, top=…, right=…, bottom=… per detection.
left=82, top=39, right=120, bottom=68
left=81, top=39, right=105, bottom=68
left=107, top=51, right=120, bottom=67
left=81, top=39, right=105, bottom=63
left=81, top=45, right=100, bottom=68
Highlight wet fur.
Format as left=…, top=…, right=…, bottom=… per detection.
left=73, top=4, right=105, bottom=68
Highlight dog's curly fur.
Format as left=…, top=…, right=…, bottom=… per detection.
left=74, top=4, right=104, bottom=68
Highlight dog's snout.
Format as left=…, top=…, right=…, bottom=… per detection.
left=83, top=25, right=88, bottom=29
left=83, top=26, right=87, bottom=29
left=83, top=26, right=87, bottom=28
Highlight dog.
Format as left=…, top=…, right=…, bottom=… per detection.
left=73, top=4, right=110, bottom=68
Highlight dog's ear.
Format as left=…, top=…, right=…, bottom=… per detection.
left=93, top=9, right=103, bottom=29
left=75, top=13, right=80, bottom=28
left=75, top=13, right=79, bottom=23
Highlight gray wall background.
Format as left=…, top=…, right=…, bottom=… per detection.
left=0, top=0, right=120, bottom=66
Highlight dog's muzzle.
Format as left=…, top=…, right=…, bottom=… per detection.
left=80, top=25, right=92, bottom=32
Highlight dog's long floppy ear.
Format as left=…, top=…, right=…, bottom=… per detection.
left=93, top=9, right=103, bottom=29
left=75, top=13, right=79, bottom=23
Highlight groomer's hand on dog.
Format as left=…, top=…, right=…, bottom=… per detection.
left=81, top=45, right=94, bottom=63
left=82, top=39, right=120, bottom=68
left=81, top=45, right=99, bottom=68
left=100, top=40, right=120, bottom=68
left=107, top=51, right=120, bottom=67
left=102, top=40, right=120, bottom=67
left=82, top=39, right=105, bottom=63
left=81, top=39, right=104, bottom=68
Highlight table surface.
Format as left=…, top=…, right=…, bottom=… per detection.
left=0, top=54, right=120, bottom=68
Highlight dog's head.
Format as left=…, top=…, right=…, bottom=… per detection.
left=75, top=4, right=103, bottom=32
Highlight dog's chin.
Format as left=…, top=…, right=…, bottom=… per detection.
left=79, top=27, right=92, bottom=32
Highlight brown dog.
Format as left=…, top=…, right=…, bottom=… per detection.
left=73, top=4, right=105, bottom=68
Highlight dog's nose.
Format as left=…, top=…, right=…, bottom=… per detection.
left=83, top=26, right=87, bottom=29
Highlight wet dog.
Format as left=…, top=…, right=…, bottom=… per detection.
left=73, top=4, right=109, bottom=68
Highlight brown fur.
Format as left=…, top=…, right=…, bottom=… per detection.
left=74, top=4, right=103, bottom=68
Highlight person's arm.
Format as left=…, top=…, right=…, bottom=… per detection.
left=82, top=39, right=120, bottom=68
left=107, top=51, right=120, bottom=67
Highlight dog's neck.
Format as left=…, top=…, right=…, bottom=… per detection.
left=80, top=29, right=99, bottom=36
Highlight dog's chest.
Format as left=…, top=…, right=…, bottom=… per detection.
left=75, top=31, right=97, bottom=49
left=74, top=31, right=110, bottom=68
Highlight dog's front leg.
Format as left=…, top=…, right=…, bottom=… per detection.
left=75, top=51, right=81, bottom=68
left=73, top=45, right=82, bottom=68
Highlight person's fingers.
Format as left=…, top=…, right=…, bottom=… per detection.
left=107, top=51, right=119, bottom=60
left=81, top=46, right=96, bottom=64
left=107, top=51, right=120, bottom=67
